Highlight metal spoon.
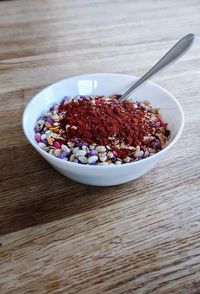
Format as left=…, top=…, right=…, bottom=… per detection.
left=118, top=33, right=195, bottom=102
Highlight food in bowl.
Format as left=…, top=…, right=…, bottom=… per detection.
left=23, top=73, right=184, bottom=186
left=34, top=94, right=170, bottom=165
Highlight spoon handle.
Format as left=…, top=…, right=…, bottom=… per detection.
left=119, top=33, right=194, bottom=102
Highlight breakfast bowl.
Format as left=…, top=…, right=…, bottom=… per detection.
left=23, top=73, right=184, bottom=186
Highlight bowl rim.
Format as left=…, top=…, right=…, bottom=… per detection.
left=23, top=73, right=184, bottom=169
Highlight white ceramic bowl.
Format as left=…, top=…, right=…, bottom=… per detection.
left=23, top=73, right=184, bottom=186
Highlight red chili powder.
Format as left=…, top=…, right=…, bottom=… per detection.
left=58, top=97, right=153, bottom=146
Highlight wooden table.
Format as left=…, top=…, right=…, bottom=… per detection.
left=0, top=0, right=200, bottom=293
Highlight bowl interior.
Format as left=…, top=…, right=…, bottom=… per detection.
left=23, top=74, right=184, bottom=148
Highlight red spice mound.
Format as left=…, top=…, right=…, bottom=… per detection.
left=58, top=96, right=157, bottom=146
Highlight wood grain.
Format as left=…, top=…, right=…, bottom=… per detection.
left=0, top=0, right=200, bottom=293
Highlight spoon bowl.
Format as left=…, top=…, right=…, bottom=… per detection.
left=23, top=73, right=184, bottom=186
